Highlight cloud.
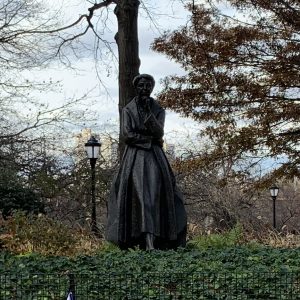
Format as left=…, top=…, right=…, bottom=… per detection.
left=27, top=1, right=199, bottom=141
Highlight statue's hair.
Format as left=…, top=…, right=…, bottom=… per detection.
left=132, top=74, right=155, bottom=88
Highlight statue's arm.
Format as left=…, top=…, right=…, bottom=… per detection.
left=144, top=109, right=165, bottom=139
left=122, top=108, right=152, bottom=149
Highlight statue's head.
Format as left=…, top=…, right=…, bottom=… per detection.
left=133, top=74, right=155, bottom=97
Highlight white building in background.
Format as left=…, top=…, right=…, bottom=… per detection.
left=100, top=136, right=119, bottom=166
left=74, top=128, right=93, bottom=149
left=73, top=128, right=93, bottom=161
left=74, top=128, right=118, bottom=166
left=74, top=128, right=176, bottom=165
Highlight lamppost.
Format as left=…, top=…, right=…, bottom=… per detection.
left=269, top=184, right=279, bottom=229
left=85, top=136, right=101, bottom=236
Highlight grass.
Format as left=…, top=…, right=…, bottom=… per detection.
left=1, top=213, right=300, bottom=258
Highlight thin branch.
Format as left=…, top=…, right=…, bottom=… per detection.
left=5, top=0, right=116, bottom=39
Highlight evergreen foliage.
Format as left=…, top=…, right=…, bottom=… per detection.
left=0, top=166, right=44, bottom=218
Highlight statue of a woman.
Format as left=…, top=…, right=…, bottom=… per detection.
left=106, top=74, right=187, bottom=250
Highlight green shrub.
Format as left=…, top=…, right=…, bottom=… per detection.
left=98, top=241, right=121, bottom=253
left=2, top=246, right=300, bottom=299
left=0, top=168, right=44, bottom=218
left=188, top=223, right=243, bottom=249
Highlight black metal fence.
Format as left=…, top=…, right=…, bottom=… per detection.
left=1, top=272, right=300, bottom=299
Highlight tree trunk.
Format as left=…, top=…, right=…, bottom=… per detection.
left=114, top=0, right=140, bottom=158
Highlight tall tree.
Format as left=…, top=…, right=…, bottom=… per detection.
left=41, top=0, right=141, bottom=156
left=0, top=0, right=143, bottom=227
left=152, top=0, right=300, bottom=187
left=0, top=0, right=142, bottom=158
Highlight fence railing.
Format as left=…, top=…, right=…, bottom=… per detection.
left=1, top=272, right=300, bottom=299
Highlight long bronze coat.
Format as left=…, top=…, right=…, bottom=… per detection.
left=106, top=97, right=187, bottom=249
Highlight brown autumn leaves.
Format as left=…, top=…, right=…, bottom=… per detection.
left=152, top=0, right=300, bottom=188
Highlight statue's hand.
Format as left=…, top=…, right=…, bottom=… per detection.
left=144, top=97, right=151, bottom=112
left=139, top=96, right=151, bottom=114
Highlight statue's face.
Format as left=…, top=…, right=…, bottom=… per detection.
left=136, top=78, right=153, bottom=97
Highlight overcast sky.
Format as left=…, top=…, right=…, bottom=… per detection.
left=42, top=0, right=201, bottom=147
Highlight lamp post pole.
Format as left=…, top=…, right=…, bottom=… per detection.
left=269, top=185, right=279, bottom=230
left=90, top=157, right=97, bottom=235
left=85, top=136, right=101, bottom=237
left=272, top=195, right=276, bottom=229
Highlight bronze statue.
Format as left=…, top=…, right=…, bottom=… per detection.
left=106, top=74, right=187, bottom=250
